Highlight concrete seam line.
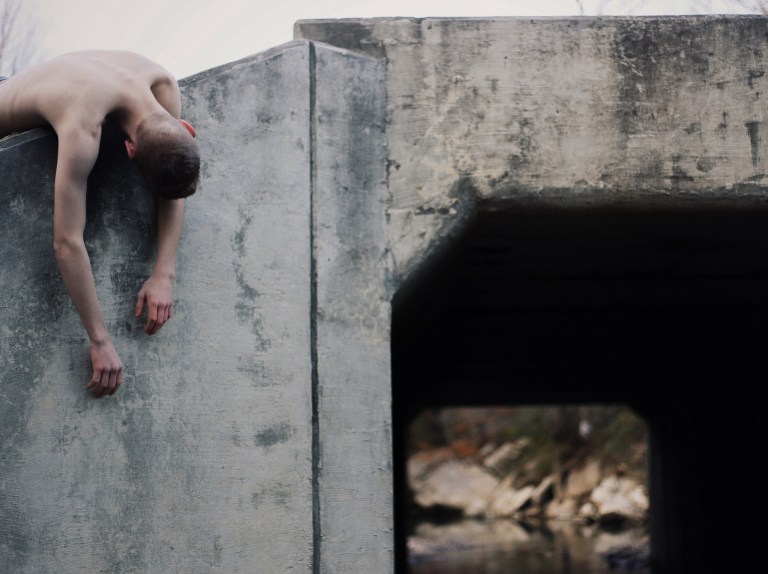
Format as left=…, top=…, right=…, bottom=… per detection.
left=308, top=40, right=322, bottom=574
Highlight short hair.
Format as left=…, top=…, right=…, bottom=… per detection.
left=134, top=113, right=200, bottom=199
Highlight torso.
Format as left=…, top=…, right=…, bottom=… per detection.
left=0, top=50, right=176, bottom=137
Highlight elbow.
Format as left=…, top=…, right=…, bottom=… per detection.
left=53, top=234, right=84, bottom=261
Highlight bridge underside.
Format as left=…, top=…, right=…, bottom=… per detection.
left=393, top=208, right=768, bottom=573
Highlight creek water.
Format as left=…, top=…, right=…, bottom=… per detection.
left=408, top=519, right=649, bottom=574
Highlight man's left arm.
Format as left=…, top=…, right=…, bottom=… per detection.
left=136, top=71, right=191, bottom=334
left=134, top=198, right=184, bottom=334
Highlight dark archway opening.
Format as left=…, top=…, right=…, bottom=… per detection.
left=392, top=209, right=768, bottom=574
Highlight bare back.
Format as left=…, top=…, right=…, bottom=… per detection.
left=0, top=52, right=192, bottom=399
left=0, top=50, right=180, bottom=137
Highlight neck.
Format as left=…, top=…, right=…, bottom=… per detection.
left=122, top=100, right=168, bottom=141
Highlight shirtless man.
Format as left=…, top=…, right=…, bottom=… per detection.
left=0, top=50, right=200, bottom=398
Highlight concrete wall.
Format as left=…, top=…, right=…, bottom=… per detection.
left=296, top=16, right=768, bottom=284
left=312, top=46, right=392, bottom=573
left=6, top=15, right=768, bottom=574
left=296, top=17, right=768, bottom=574
left=0, top=41, right=389, bottom=573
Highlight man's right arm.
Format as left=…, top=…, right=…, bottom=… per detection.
left=53, top=123, right=123, bottom=397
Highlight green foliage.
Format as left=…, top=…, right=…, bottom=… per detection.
left=409, top=404, right=648, bottom=481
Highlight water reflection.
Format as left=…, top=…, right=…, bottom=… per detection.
left=408, top=519, right=649, bottom=574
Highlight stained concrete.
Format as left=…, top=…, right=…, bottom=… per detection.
left=297, top=16, right=768, bottom=286
left=312, top=44, right=392, bottom=572
left=1, top=43, right=316, bottom=573
left=1, top=41, right=388, bottom=573
left=6, top=14, right=768, bottom=574
left=296, top=17, right=768, bottom=574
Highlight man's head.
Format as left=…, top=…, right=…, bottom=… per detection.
left=126, top=113, right=200, bottom=199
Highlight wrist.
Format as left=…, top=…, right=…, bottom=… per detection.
left=151, top=267, right=176, bottom=280
left=89, top=332, right=111, bottom=347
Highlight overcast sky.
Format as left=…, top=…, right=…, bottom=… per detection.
left=17, top=0, right=760, bottom=78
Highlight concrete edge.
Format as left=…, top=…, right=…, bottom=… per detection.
left=0, top=127, right=54, bottom=152
left=179, top=40, right=311, bottom=85
left=296, top=14, right=768, bottom=28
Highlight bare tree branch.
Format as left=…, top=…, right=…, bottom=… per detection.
left=575, top=0, right=768, bottom=15
left=730, top=0, right=768, bottom=14
left=0, top=0, right=38, bottom=75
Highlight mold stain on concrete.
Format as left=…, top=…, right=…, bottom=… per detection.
left=747, top=69, right=765, bottom=89
left=231, top=421, right=242, bottom=447
left=745, top=120, right=761, bottom=166
left=505, top=117, right=536, bottom=171
left=251, top=486, right=292, bottom=509
left=213, top=535, right=223, bottom=567
left=696, top=156, right=715, bottom=173
left=719, top=111, right=729, bottom=131
left=231, top=209, right=271, bottom=351
left=253, top=422, right=294, bottom=449
left=670, top=154, right=695, bottom=190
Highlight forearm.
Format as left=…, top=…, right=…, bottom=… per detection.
left=54, top=238, right=109, bottom=344
left=153, top=198, right=185, bottom=278
left=133, top=198, right=184, bottom=335
left=53, top=126, right=123, bottom=396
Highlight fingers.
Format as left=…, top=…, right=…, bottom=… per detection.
left=95, top=369, right=112, bottom=398
left=87, top=365, right=123, bottom=398
left=87, top=340, right=124, bottom=398
left=107, top=368, right=122, bottom=397
left=85, top=369, right=101, bottom=394
left=145, top=301, right=157, bottom=334
left=134, top=290, right=146, bottom=318
left=145, top=301, right=172, bottom=335
left=135, top=277, right=174, bottom=335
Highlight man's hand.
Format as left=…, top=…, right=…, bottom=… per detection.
left=134, top=274, right=174, bottom=335
left=87, top=339, right=123, bottom=397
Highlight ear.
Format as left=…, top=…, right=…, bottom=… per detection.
left=125, top=139, right=137, bottom=159
left=179, top=119, right=196, bottom=138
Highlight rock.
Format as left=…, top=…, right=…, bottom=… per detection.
left=478, top=443, right=497, bottom=459
left=545, top=497, right=578, bottom=520
left=590, top=475, right=648, bottom=524
left=578, top=501, right=599, bottom=522
left=487, top=484, right=535, bottom=517
left=407, top=448, right=457, bottom=484
left=531, top=475, right=555, bottom=506
left=482, top=438, right=529, bottom=475
left=564, top=459, right=602, bottom=500
left=411, top=460, right=499, bottom=515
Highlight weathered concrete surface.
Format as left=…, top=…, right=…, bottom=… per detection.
left=11, top=14, right=768, bottom=573
left=312, top=43, right=391, bottom=572
left=1, top=40, right=390, bottom=574
left=296, top=16, right=768, bottom=285
left=296, top=17, right=768, bottom=574
left=1, top=43, right=318, bottom=573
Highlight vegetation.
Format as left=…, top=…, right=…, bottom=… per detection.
left=409, top=405, right=648, bottom=485
left=0, top=0, right=38, bottom=76
left=575, top=0, right=768, bottom=14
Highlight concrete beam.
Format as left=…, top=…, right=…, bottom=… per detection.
left=311, top=42, right=391, bottom=572
left=296, top=16, right=768, bottom=288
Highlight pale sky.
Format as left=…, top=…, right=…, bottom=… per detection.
left=18, top=0, right=759, bottom=79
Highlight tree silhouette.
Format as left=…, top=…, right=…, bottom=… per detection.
left=731, top=0, right=768, bottom=13
left=0, top=0, right=37, bottom=76
left=575, top=0, right=768, bottom=14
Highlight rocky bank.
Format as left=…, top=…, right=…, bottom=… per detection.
left=408, top=441, right=648, bottom=525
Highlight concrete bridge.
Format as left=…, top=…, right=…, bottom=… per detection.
left=3, top=16, right=768, bottom=573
